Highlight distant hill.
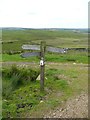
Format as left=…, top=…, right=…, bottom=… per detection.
left=1, top=27, right=88, bottom=33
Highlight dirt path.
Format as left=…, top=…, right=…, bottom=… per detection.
left=44, top=93, right=88, bottom=118
left=1, top=61, right=88, bottom=66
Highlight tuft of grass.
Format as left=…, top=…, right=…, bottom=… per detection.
left=2, top=81, right=47, bottom=118
left=2, top=65, right=40, bottom=98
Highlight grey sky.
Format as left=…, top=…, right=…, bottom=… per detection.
left=0, top=0, right=89, bottom=28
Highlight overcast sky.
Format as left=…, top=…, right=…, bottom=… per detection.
left=0, top=0, right=89, bottom=28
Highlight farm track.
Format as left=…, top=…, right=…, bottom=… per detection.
left=44, top=93, right=88, bottom=118
left=1, top=61, right=89, bottom=66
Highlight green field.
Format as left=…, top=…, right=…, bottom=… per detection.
left=2, top=29, right=88, bottom=53
left=1, top=51, right=88, bottom=64
left=1, top=28, right=88, bottom=118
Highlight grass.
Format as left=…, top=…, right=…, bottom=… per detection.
left=1, top=50, right=88, bottom=64
left=2, top=29, right=88, bottom=53
left=45, top=51, right=88, bottom=63
left=2, top=63, right=88, bottom=118
left=1, top=29, right=88, bottom=118
left=0, top=100, right=2, bottom=120
left=1, top=54, right=39, bottom=62
left=2, top=29, right=87, bottom=41
left=2, top=65, right=39, bottom=99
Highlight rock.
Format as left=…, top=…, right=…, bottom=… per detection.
left=40, top=100, right=44, bottom=103
left=36, top=75, right=47, bottom=80
left=73, top=63, right=76, bottom=65
left=36, top=74, right=40, bottom=80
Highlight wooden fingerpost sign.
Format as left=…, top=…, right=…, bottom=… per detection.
left=21, top=41, right=67, bottom=91
left=21, top=41, right=46, bottom=91
left=40, top=41, right=46, bottom=91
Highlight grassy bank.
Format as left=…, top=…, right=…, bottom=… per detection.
left=2, top=63, right=88, bottom=118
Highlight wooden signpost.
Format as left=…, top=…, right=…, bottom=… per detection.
left=22, top=44, right=67, bottom=53
left=21, top=41, right=46, bottom=91
left=22, top=45, right=40, bottom=50
left=21, top=52, right=40, bottom=58
left=21, top=41, right=67, bottom=91
left=46, top=46, right=66, bottom=53
left=40, top=41, right=46, bottom=91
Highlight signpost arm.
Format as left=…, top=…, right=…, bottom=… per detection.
left=40, top=41, right=46, bottom=91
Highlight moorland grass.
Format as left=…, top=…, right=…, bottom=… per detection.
left=2, top=29, right=88, bottom=52
left=1, top=50, right=88, bottom=64
left=1, top=29, right=88, bottom=118
left=2, top=63, right=88, bottom=118
left=2, top=65, right=39, bottom=99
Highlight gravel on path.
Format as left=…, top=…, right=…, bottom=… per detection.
left=44, top=93, right=88, bottom=118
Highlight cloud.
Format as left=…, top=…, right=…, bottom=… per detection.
left=0, top=0, right=88, bottom=28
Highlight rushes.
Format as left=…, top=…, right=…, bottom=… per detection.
left=2, top=65, right=40, bottom=98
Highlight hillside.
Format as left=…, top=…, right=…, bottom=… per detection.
left=1, top=28, right=88, bottom=119
left=2, top=28, right=88, bottom=53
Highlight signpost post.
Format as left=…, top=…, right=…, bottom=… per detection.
left=40, top=41, right=46, bottom=91
left=21, top=41, right=46, bottom=91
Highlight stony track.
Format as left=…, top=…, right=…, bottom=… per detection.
left=44, top=93, right=88, bottom=118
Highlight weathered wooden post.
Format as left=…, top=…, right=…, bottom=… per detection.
left=40, top=41, right=46, bottom=91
